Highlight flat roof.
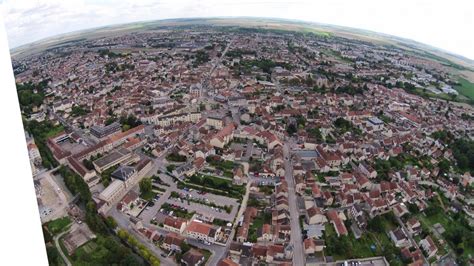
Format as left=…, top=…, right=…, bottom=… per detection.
left=294, top=150, right=319, bottom=158
left=93, top=148, right=131, bottom=168
left=99, top=179, right=124, bottom=199
left=368, top=117, right=384, bottom=125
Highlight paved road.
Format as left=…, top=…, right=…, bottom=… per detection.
left=202, top=37, right=234, bottom=96
left=215, top=181, right=252, bottom=263
left=54, top=226, right=73, bottom=266
left=187, top=238, right=226, bottom=266
left=130, top=226, right=176, bottom=266
left=138, top=171, right=239, bottom=225
left=108, top=161, right=240, bottom=265
left=283, top=142, right=305, bottom=266
left=109, top=204, right=228, bottom=266
left=394, top=215, right=428, bottom=265
left=108, top=207, right=176, bottom=265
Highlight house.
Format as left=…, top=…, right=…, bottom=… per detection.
left=327, top=210, right=348, bottom=237
left=419, top=236, right=438, bottom=258
left=350, top=203, right=368, bottom=229
left=314, top=239, right=326, bottom=252
left=393, top=203, right=410, bottom=217
left=236, top=223, right=249, bottom=243
left=401, top=247, right=424, bottom=264
left=257, top=224, right=274, bottom=242
left=406, top=218, right=422, bottom=236
left=306, top=206, right=327, bottom=225
left=233, top=167, right=247, bottom=185
left=389, top=228, right=410, bottom=248
left=251, top=245, right=268, bottom=261
left=266, top=244, right=288, bottom=263
left=218, top=258, right=239, bottom=266
left=185, top=220, right=221, bottom=243
left=207, top=115, right=224, bottom=129
left=276, top=195, right=289, bottom=210
left=117, top=190, right=139, bottom=212
left=304, top=238, right=317, bottom=255
left=210, top=124, right=234, bottom=149
left=163, top=216, right=188, bottom=234
left=27, top=142, right=42, bottom=164
left=161, top=232, right=184, bottom=252
left=181, top=249, right=205, bottom=266
left=358, top=162, right=377, bottom=178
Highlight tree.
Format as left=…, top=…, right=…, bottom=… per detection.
left=139, top=178, right=153, bottom=198
left=367, top=216, right=384, bottom=233
left=180, top=242, right=191, bottom=254
left=166, top=165, right=176, bottom=172
left=82, top=159, right=94, bottom=170
left=46, top=246, right=61, bottom=265
left=286, top=124, right=297, bottom=136
left=438, top=159, right=451, bottom=176
left=105, top=216, right=117, bottom=229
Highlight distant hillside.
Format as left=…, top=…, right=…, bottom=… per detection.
left=10, top=17, right=474, bottom=74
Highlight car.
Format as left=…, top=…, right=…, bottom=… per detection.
left=160, top=254, right=166, bottom=258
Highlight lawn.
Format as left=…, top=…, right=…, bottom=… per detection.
left=248, top=212, right=272, bottom=242
left=207, top=157, right=237, bottom=177
left=69, top=235, right=146, bottom=265
left=186, top=173, right=245, bottom=198
left=455, top=77, right=474, bottom=100
left=324, top=224, right=378, bottom=260
left=415, top=199, right=474, bottom=260
left=161, top=203, right=195, bottom=219
left=324, top=213, right=403, bottom=265
left=47, top=217, right=72, bottom=235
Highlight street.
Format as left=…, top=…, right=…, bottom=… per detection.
left=283, top=142, right=305, bottom=266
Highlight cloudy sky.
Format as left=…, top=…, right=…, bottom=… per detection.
left=1, top=0, right=473, bottom=59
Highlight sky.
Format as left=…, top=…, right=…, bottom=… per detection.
left=1, top=0, right=473, bottom=59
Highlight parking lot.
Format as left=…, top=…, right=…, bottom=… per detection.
left=36, top=171, right=71, bottom=223
left=167, top=195, right=237, bottom=221
left=138, top=172, right=240, bottom=226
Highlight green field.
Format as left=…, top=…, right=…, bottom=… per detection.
left=47, top=217, right=72, bottom=235
left=455, top=77, right=474, bottom=100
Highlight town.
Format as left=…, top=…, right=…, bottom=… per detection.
left=14, top=20, right=474, bottom=266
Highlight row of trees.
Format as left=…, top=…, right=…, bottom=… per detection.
left=16, top=80, right=49, bottom=115
left=53, top=166, right=148, bottom=265
left=117, top=229, right=160, bottom=266
left=23, top=119, right=62, bottom=169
